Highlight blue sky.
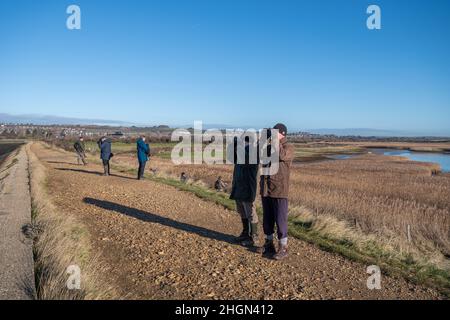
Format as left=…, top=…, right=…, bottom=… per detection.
left=1, top=0, right=449, bottom=135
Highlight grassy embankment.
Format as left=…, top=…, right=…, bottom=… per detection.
left=0, top=141, right=24, bottom=184
left=27, top=143, right=119, bottom=299
left=0, top=140, right=25, bottom=166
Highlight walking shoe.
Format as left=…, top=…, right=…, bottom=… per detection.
left=235, top=218, right=250, bottom=242
left=257, top=239, right=276, bottom=255
left=236, top=232, right=248, bottom=242
left=240, top=236, right=255, bottom=247
left=241, top=222, right=259, bottom=247
left=273, top=245, right=288, bottom=260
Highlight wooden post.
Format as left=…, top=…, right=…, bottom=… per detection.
left=407, top=224, right=412, bottom=243
left=354, top=218, right=360, bottom=231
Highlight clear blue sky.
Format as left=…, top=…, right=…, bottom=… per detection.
left=1, top=0, right=449, bottom=134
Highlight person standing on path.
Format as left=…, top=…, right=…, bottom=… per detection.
left=258, top=123, right=294, bottom=260
left=136, top=135, right=150, bottom=180
left=230, top=136, right=259, bottom=247
left=98, top=136, right=112, bottom=176
left=74, top=136, right=87, bottom=165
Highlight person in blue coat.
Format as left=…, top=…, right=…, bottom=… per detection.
left=97, top=137, right=112, bottom=176
left=136, top=135, right=150, bottom=180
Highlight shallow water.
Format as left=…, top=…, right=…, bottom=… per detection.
left=372, top=149, right=450, bottom=172
left=329, top=148, right=450, bottom=172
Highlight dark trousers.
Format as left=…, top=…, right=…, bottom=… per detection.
left=102, top=159, right=110, bottom=175
left=138, top=161, right=147, bottom=179
left=262, top=197, right=289, bottom=240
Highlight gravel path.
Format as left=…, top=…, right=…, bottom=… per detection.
left=31, top=143, right=442, bottom=300
left=0, top=146, right=35, bottom=300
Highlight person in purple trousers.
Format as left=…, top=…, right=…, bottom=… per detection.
left=258, top=123, right=294, bottom=260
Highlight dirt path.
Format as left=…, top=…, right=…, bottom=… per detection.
left=31, top=143, right=441, bottom=299
left=0, top=145, right=35, bottom=300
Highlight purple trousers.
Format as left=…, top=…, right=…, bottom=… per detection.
left=262, top=197, right=289, bottom=240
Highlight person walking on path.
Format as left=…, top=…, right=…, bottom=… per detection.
left=258, top=123, right=294, bottom=260
left=137, top=136, right=150, bottom=180
left=74, top=137, right=87, bottom=165
left=230, top=136, right=259, bottom=247
left=98, top=137, right=112, bottom=176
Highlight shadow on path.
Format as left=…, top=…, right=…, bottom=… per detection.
left=83, top=197, right=237, bottom=245
left=56, top=168, right=136, bottom=180
left=47, top=160, right=77, bottom=165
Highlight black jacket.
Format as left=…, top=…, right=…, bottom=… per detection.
left=98, top=138, right=112, bottom=160
left=74, top=140, right=85, bottom=153
left=230, top=145, right=258, bottom=202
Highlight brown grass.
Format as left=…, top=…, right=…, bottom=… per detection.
left=26, top=143, right=119, bottom=299
left=290, top=155, right=449, bottom=257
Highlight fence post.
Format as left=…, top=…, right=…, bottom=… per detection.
left=407, top=224, right=412, bottom=243
left=354, top=218, right=360, bottom=231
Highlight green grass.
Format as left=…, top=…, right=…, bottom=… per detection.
left=84, top=141, right=135, bottom=153
left=83, top=141, right=179, bottom=158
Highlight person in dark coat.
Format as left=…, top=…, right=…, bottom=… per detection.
left=230, top=136, right=259, bottom=246
left=214, top=176, right=227, bottom=192
left=258, top=123, right=294, bottom=260
left=136, top=136, right=150, bottom=180
left=180, top=172, right=188, bottom=183
left=97, top=137, right=112, bottom=176
left=74, top=137, right=87, bottom=165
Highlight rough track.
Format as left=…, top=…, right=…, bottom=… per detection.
left=31, top=143, right=441, bottom=299
left=0, top=146, right=35, bottom=300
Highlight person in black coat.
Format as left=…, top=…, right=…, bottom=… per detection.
left=229, top=136, right=259, bottom=246
left=97, top=137, right=112, bottom=176
left=74, top=137, right=87, bottom=165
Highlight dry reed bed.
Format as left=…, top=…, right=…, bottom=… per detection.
left=290, top=155, right=449, bottom=256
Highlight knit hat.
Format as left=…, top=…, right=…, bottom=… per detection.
left=273, top=123, right=287, bottom=136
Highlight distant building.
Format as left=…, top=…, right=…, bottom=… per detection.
left=109, top=131, right=124, bottom=137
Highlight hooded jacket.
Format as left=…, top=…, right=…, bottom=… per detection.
left=137, top=138, right=150, bottom=163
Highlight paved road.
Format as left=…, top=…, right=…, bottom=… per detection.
left=0, top=145, right=35, bottom=300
